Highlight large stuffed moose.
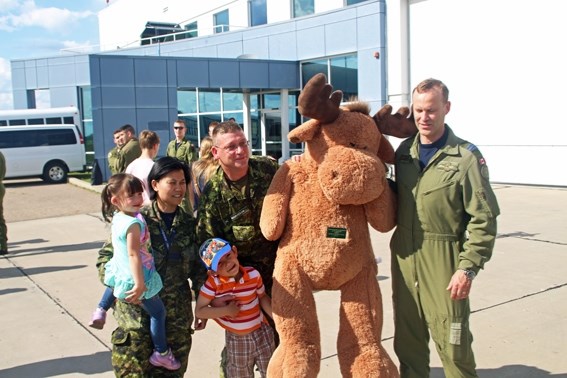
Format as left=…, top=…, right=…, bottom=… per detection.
left=260, top=73, right=413, bottom=377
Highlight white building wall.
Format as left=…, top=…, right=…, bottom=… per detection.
left=402, top=0, right=567, bottom=186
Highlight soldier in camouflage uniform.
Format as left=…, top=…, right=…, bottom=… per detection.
left=196, top=121, right=279, bottom=295
left=115, top=124, right=142, bottom=174
left=108, top=129, right=124, bottom=175
left=167, top=119, right=198, bottom=215
left=0, top=150, right=7, bottom=255
left=97, top=157, right=207, bottom=377
left=196, top=121, right=279, bottom=377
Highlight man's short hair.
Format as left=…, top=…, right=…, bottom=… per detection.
left=174, top=119, right=186, bottom=127
left=139, top=130, right=160, bottom=150
left=212, top=120, right=243, bottom=144
left=413, top=78, right=449, bottom=103
left=113, top=128, right=123, bottom=136
left=120, top=124, right=136, bottom=135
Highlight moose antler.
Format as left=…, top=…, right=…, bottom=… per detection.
left=298, top=73, right=342, bottom=124
left=373, top=104, right=417, bottom=139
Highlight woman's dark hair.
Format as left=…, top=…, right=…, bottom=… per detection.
left=101, top=173, right=144, bottom=222
left=147, top=156, right=190, bottom=200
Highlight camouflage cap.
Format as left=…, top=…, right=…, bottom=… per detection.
left=199, top=238, right=232, bottom=271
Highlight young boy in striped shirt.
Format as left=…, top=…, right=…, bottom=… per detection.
left=195, top=238, right=275, bottom=377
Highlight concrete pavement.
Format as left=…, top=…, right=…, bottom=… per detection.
left=0, top=181, right=566, bottom=377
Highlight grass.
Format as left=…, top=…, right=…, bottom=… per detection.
left=69, top=171, right=92, bottom=183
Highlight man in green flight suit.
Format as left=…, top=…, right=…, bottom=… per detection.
left=115, top=124, right=142, bottom=174
left=107, top=128, right=124, bottom=175
left=0, top=150, right=7, bottom=255
left=167, top=119, right=198, bottom=214
left=196, top=120, right=279, bottom=376
left=390, top=78, right=500, bottom=378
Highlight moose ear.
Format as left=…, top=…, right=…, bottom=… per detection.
left=377, top=134, right=395, bottom=165
left=288, top=119, right=319, bottom=143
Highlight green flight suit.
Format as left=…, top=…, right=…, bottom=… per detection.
left=97, top=202, right=207, bottom=377
left=0, top=151, right=6, bottom=252
left=116, top=138, right=142, bottom=174
left=108, top=146, right=121, bottom=175
left=166, top=139, right=197, bottom=214
left=390, top=126, right=500, bottom=378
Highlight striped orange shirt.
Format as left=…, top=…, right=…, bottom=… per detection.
left=199, top=266, right=267, bottom=335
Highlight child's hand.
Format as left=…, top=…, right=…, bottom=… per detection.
left=211, top=294, right=236, bottom=307
left=224, top=300, right=240, bottom=318
left=194, top=317, right=207, bottom=331
left=125, top=284, right=146, bottom=303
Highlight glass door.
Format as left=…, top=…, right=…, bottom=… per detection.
left=261, top=110, right=282, bottom=161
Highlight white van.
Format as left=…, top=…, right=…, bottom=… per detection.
left=0, top=124, right=86, bottom=184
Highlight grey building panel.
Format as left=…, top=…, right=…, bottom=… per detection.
left=74, top=60, right=91, bottom=84
left=134, top=58, right=168, bottom=86
left=356, top=0, right=384, bottom=16
left=268, top=33, right=298, bottom=60
left=166, top=60, right=177, bottom=86
left=324, top=19, right=357, bottom=56
left=242, top=21, right=295, bottom=39
left=50, top=86, right=79, bottom=108
left=217, top=41, right=244, bottom=59
left=12, top=90, right=27, bottom=109
left=296, top=7, right=357, bottom=30
left=193, top=45, right=218, bottom=58
left=48, top=56, right=78, bottom=66
left=25, top=66, right=37, bottom=88
left=48, top=63, right=78, bottom=87
left=356, top=14, right=384, bottom=50
left=36, top=66, right=49, bottom=89
left=10, top=67, right=26, bottom=90
left=103, top=108, right=137, bottom=131
left=239, top=61, right=269, bottom=88
left=242, top=36, right=270, bottom=59
left=358, top=47, right=387, bottom=107
left=135, top=87, right=169, bottom=108
left=100, top=57, right=135, bottom=86
left=209, top=60, right=240, bottom=88
left=296, top=26, right=325, bottom=60
left=100, top=86, right=136, bottom=107
left=177, top=59, right=210, bottom=87
left=11, top=61, right=25, bottom=69
left=269, top=63, right=299, bottom=89
left=136, top=108, right=170, bottom=131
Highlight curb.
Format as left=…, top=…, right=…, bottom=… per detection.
left=68, top=177, right=104, bottom=194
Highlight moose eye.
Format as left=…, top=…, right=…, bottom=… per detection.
left=349, top=142, right=367, bottom=150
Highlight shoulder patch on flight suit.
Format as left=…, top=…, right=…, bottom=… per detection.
left=463, top=143, right=490, bottom=180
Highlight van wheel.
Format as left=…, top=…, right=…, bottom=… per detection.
left=43, top=162, right=68, bottom=184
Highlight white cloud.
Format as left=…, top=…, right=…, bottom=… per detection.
left=0, top=1, right=95, bottom=33
left=0, top=57, right=13, bottom=110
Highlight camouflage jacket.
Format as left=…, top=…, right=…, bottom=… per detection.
left=196, top=156, right=279, bottom=294
left=96, top=201, right=206, bottom=377
left=117, top=138, right=142, bottom=173
left=107, top=146, right=121, bottom=175
left=166, top=139, right=197, bottom=166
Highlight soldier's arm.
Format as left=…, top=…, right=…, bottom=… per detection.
left=96, top=237, right=114, bottom=285
left=459, top=154, right=500, bottom=274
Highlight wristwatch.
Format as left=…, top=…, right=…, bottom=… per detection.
left=460, top=269, right=476, bottom=281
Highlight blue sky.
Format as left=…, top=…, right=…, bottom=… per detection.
left=0, top=0, right=107, bottom=110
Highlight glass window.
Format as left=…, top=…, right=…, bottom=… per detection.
left=46, top=117, right=63, bottom=124
left=63, top=116, right=75, bottom=124
left=179, top=115, right=199, bottom=145
left=178, top=88, right=197, bottom=114
left=250, top=0, right=267, bottom=26
left=80, top=86, right=92, bottom=120
left=28, top=118, right=44, bottom=125
left=330, top=55, right=358, bottom=100
left=214, top=9, right=229, bottom=34
left=198, top=89, right=221, bottom=113
left=184, top=21, right=198, bottom=38
left=250, top=110, right=261, bottom=151
left=250, top=94, right=261, bottom=110
left=222, top=91, right=243, bottom=111
left=346, top=0, right=368, bottom=5
left=9, top=119, right=26, bottom=126
left=293, top=0, right=314, bottom=18
left=223, top=112, right=243, bottom=124
left=199, top=115, right=221, bottom=140
left=263, top=93, right=280, bottom=110
left=302, top=60, right=328, bottom=87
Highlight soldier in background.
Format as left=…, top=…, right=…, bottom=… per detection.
left=0, top=150, right=7, bottom=255
left=167, top=119, right=198, bottom=214
left=115, top=124, right=142, bottom=174
left=107, top=128, right=124, bottom=175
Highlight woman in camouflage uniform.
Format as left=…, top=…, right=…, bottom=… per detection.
left=97, top=157, right=207, bottom=377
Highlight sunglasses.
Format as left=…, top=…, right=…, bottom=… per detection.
left=173, top=127, right=185, bottom=130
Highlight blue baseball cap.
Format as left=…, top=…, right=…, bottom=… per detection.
left=199, top=238, right=232, bottom=271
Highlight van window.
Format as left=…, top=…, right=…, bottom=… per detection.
left=46, top=117, right=63, bottom=124
left=0, top=129, right=78, bottom=149
left=8, top=119, right=25, bottom=126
